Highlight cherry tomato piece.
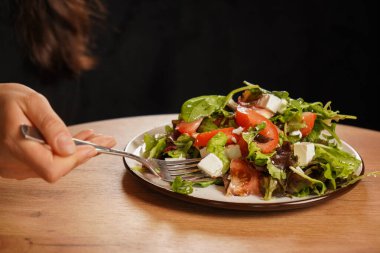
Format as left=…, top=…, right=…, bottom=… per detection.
left=235, top=106, right=279, bottom=153
left=194, top=127, right=237, bottom=148
left=176, top=118, right=203, bottom=135
left=300, top=112, right=317, bottom=137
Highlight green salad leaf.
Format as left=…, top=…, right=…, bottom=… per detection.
left=171, top=176, right=194, bottom=194
left=206, top=132, right=230, bottom=174
left=262, top=176, right=279, bottom=201
left=166, top=134, right=193, bottom=158
left=288, top=166, right=326, bottom=195
left=171, top=176, right=221, bottom=194
left=242, top=123, right=273, bottom=166
left=180, top=95, right=226, bottom=122
left=142, top=81, right=367, bottom=200
left=143, top=134, right=166, bottom=158
left=267, top=161, right=287, bottom=181
left=179, top=82, right=260, bottom=123
left=314, top=144, right=362, bottom=180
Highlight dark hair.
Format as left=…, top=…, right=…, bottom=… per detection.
left=15, top=0, right=105, bottom=78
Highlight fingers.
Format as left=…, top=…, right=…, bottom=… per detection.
left=87, top=134, right=116, bottom=148
left=19, top=143, right=98, bottom=183
left=20, top=92, right=75, bottom=156
left=0, top=83, right=118, bottom=182
left=74, top=130, right=116, bottom=148
left=0, top=83, right=102, bottom=183
left=73, top=129, right=95, bottom=140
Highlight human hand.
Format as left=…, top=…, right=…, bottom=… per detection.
left=0, top=83, right=116, bottom=182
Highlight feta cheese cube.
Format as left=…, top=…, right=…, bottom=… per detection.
left=197, top=153, right=224, bottom=177
left=293, top=142, right=315, bottom=166
left=224, top=145, right=242, bottom=159
left=256, top=94, right=283, bottom=113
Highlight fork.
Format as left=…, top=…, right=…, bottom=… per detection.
left=20, top=124, right=207, bottom=182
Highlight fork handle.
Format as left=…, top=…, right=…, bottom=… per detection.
left=21, top=124, right=160, bottom=177
left=20, top=124, right=151, bottom=167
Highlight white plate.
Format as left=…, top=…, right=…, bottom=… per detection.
left=123, top=125, right=364, bottom=211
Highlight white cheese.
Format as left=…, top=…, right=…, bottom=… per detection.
left=232, top=126, right=244, bottom=135
left=197, top=153, right=224, bottom=177
left=289, top=130, right=302, bottom=138
left=224, top=145, right=242, bottom=159
left=256, top=94, right=283, bottom=113
left=293, top=142, right=315, bottom=166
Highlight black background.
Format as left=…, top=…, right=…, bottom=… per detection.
left=1, top=1, right=378, bottom=130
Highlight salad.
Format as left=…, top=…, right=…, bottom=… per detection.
left=143, top=81, right=363, bottom=200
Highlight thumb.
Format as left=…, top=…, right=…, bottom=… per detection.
left=22, top=92, right=75, bottom=156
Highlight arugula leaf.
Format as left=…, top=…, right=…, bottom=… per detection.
left=308, top=101, right=357, bottom=122
left=222, top=82, right=260, bottom=108
left=339, top=171, right=380, bottom=188
left=272, top=90, right=289, bottom=99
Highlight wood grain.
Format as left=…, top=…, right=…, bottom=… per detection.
left=1, top=115, right=379, bottom=253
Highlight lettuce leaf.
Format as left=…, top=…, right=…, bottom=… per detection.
left=143, top=134, right=167, bottom=158
left=206, top=132, right=230, bottom=174
left=288, top=166, right=326, bottom=195
left=314, top=144, right=362, bottom=179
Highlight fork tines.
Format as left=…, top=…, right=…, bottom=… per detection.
left=154, top=158, right=211, bottom=182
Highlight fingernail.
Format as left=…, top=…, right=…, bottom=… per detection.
left=57, top=133, right=76, bottom=155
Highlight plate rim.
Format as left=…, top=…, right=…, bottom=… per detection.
left=123, top=125, right=365, bottom=211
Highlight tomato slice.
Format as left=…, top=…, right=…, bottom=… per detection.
left=235, top=106, right=279, bottom=153
left=194, top=127, right=237, bottom=148
left=236, top=135, right=249, bottom=157
left=226, top=159, right=261, bottom=196
left=300, top=112, right=317, bottom=137
left=176, top=118, right=203, bottom=135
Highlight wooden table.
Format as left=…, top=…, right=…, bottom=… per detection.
left=1, top=114, right=379, bottom=253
